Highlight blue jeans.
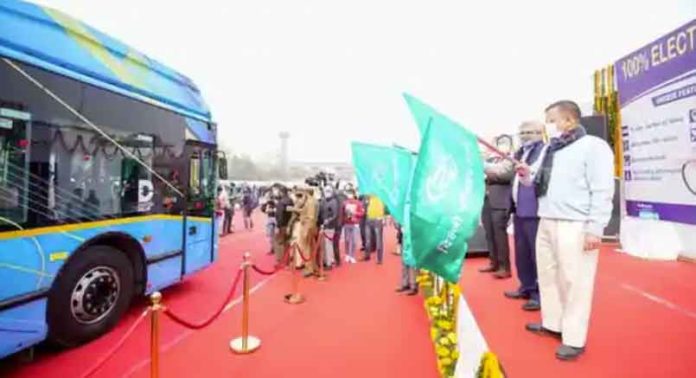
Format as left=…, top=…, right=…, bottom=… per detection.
left=366, top=219, right=384, bottom=263
left=343, top=224, right=359, bottom=258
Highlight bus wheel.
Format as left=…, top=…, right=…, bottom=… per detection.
left=47, top=245, right=135, bottom=348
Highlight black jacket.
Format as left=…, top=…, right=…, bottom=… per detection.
left=318, top=195, right=339, bottom=229
left=275, top=196, right=294, bottom=228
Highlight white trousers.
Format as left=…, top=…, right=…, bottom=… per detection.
left=536, top=218, right=599, bottom=348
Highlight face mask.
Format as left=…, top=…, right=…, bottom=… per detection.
left=546, top=122, right=561, bottom=139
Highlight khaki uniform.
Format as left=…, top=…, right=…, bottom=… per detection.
left=297, top=194, right=318, bottom=274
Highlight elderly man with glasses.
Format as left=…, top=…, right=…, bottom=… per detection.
left=504, top=121, right=546, bottom=311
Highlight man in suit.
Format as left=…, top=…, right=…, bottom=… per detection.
left=479, top=135, right=515, bottom=279
left=504, top=121, right=546, bottom=311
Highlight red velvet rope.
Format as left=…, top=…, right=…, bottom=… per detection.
left=320, top=231, right=336, bottom=241
left=251, top=264, right=278, bottom=276
left=81, top=309, right=150, bottom=378
left=252, top=244, right=292, bottom=275
left=293, top=241, right=320, bottom=263
left=164, top=268, right=243, bottom=330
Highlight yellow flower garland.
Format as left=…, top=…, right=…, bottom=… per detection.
left=420, top=271, right=460, bottom=378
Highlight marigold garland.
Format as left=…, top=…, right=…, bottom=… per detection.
left=419, top=270, right=460, bottom=377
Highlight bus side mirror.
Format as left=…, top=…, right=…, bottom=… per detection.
left=218, top=155, right=228, bottom=180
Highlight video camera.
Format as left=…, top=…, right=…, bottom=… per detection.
left=304, top=171, right=335, bottom=188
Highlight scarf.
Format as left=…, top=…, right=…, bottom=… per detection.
left=534, top=126, right=587, bottom=197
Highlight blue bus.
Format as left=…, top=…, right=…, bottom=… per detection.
left=0, top=0, right=225, bottom=358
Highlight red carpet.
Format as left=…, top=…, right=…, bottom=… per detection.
left=462, top=244, right=696, bottom=377
left=1, top=216, right=438, bottom=378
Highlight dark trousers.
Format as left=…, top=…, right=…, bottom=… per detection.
left=223, top=208, right=233, bottom=234
left=513, top=216, right=540, bottom=301
left=481, top=199, right=511, bottom=272
left=359, top=217, right=367, bottom=249
left=273, top=227, right=290, bottom=264
left=333, top=225, right=342, bottom=266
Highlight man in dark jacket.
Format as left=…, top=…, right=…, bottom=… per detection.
left=242, top=187, right=256, bottom=230
left=273, top=186, right=294, bottom=264
left=504, top=121, right=546, bottom=311
left=332, top=184, right=347, bottom=266
left=358, top=193, right=371, bottom=252
left=318, top=186, right=340, bottom=269
left=479, top=135, right=515, bottom=279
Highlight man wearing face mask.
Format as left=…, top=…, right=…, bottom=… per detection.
left=479, top=134, right=515, bottom=279
left=273, top=186, right=294, bottom=265
left=518, top=100, right=614, bottom=361
left=318, top=186, right=339, bottom=269
left=342, top=190, right=364, bottom=264
left=504, top=121, right=546, bottom=311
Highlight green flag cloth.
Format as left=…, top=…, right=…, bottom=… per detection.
left=403, top=92, right=441, bottom=137
left=350, top=142, right=414, bottom=224
left=405, top=95, right=485, bottom=282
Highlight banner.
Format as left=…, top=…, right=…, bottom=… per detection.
left=405, top=96, right=485, bottom=282
left=615, top=19, right=696, bottom=225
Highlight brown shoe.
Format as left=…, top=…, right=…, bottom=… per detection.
left=493, top=269, right=512, bottom=279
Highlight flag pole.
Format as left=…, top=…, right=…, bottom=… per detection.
left=476, top=137, right=521, bottom=165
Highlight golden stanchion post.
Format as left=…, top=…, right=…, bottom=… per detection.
left=230, top=252, right=261, bottom=354
left=149, top=292, right=162, bottom=378
left=284, top=245, right=306, bottom=304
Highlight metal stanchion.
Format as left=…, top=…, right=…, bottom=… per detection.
left=150, top=292, right=162, bottom=378
left=284, top=245, right=306, bottom=304
left=230, top=252, right=261, bottom=354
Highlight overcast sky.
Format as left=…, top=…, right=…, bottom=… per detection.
left=36, top=0, right=696, bottom=163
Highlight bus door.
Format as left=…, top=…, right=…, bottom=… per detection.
left=119, top=134, right=155, bottom=215
left=183, top=142, right=216, bottom=274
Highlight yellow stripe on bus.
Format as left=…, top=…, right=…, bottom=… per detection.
left=0, top=214, right=212, bottom=240
left=0, top=263, right=55, bottom=278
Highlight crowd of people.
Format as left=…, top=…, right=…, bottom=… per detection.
left=216, top=180, right=410, bottom=288
left=481, top=100, right=615, bottom=361
left=215, top=183, right=262, bottom=235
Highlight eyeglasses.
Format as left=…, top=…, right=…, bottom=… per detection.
left=519, top=131, right=542, bottom=135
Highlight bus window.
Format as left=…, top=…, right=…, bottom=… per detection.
left=201, top=150, right=214, bottom=200
left=0, top=116, right=28, bottom=226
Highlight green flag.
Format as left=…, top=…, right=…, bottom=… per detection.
left=403, top=92, right=440, bottom=137
left=405, top=95, right=485, bottom=282
left=350, top=142, right=413, bottom=224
